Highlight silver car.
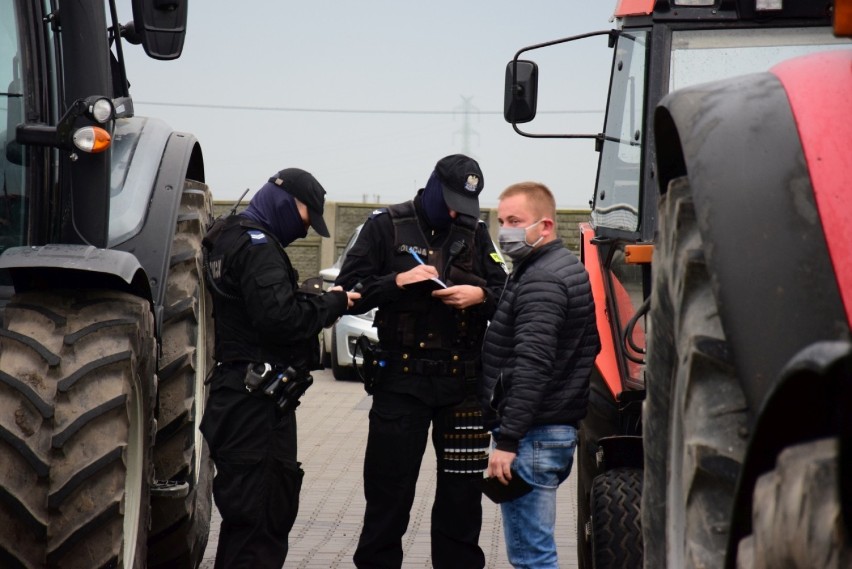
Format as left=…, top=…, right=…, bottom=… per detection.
left=320, top=225, right=379, bottom=381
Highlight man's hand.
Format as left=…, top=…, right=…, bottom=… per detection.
left=432, top=285, right=486, bottom=309
left=345, top=291, right=361, bottom=309
left=395, top=264, right=439, bottom=288
left=487, top=449, right=518, bottom=486
left=329, top=285, right=361, bottom=309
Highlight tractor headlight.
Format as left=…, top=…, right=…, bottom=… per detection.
left=73, top=126, right=112, bottom=153
left=86, top=97, right=114, bottom=124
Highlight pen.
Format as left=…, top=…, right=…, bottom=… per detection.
left=407, top=247, right=448, bottom=288
left=408, top=247, right=427, bottom=265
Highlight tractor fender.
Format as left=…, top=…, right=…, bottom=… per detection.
left=108, top=116, right=174, bottom=247
left=770, top=51, right=852, bottom=329
left=0, top=245, right=151, bottom=301
left=113, top=127, right=204, bottom=333
left=653, top=66, right=848, bottom=425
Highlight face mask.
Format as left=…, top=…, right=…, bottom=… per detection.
left=242, top=182, right=308, bottom=247
left=421, top=171, right=453, bottom=230
left=498, top=219, right=543, bottom=262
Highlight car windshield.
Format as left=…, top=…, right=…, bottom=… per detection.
left=334, top=225, right=363, bottom=269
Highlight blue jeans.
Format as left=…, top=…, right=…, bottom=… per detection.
left=494, top=425, right=577, bottom=569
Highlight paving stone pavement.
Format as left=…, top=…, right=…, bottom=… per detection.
left=199, top=368, right=580, bottom=568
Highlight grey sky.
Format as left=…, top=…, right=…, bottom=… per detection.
left=119, top=1, right=617, bottom=208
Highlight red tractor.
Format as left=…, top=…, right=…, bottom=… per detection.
left=504, top=1, right=851, bottom=567
left=646, top=21, right=852, bottom=569
left=0, top=1, right=213, bottom=568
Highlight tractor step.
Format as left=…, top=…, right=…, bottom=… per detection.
left=151, top=479, right=189, bottom=498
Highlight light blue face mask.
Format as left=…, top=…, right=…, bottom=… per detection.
left=498, top=219, right=543, bottom=262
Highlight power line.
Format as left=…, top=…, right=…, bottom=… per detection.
left=135, top=100, right=602, bottom=115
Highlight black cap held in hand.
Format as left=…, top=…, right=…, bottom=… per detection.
left=268, top=168, right=331, bottom=237
left=434, top=154, right=484, bottom=218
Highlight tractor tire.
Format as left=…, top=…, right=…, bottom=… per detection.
left=589, top=468, right=643, bottom=569
left=736, top=438, right=852, bottom=569
left=0, top=290, right=157, bottom=569
left=148, top=179, right=215, bottom=569
left=331, top=329, right=354, bottom=382
left=642, top=176, right=749, bottom=569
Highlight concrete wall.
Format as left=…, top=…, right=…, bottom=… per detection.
left=213, top=201, right=592, bottom=283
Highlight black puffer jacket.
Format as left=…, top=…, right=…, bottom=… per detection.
left=479, top=239, right=600, bottom=453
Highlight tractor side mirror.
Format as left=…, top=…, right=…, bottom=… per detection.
left=503, top=60, right=538, bottom=124
left=130, top=0, right=189, bottom=60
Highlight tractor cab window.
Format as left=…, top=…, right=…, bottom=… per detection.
left=0, top=2, right=26, bottom=252
left=592, top=30, right=647, bottom=234
left=0, top=1, right=26, bottom=255
left=669, top=27, right=850, bottom=92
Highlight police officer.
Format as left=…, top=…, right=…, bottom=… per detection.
left=335, top=154, right=508, bottom=569
left=200, top=168, right=359, bottom=569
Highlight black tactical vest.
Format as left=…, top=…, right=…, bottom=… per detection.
left=373, top=202, right=488, bottom=358
left=203, top=215, right=309, bottom=367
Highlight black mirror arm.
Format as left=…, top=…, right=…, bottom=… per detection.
left=508, top=29, right=619, bottom=140
left=512, top=29, right=618, bottom=62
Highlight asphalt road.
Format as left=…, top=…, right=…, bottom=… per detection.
left=199, top=367, right=580, bottom=568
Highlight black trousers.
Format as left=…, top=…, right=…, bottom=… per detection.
left=353, top=389, right=486, bottom=569
left=200, top=367, right=303, bottom=569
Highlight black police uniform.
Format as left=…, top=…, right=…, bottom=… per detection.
left=200, top=214, right=347, bottom=569
left=336, top=196, right=507, bottom=569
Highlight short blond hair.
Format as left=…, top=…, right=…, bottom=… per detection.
left=499, top=182, right=557, bottom=221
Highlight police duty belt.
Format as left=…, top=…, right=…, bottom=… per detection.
left=374, top=353, right=480, bottom=378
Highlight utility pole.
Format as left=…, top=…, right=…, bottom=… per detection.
left=454, top=96, right=480, bottom=155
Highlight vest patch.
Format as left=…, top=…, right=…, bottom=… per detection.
left=209, top=257, right=223, bottom=280
left=399, top=244, right=428, bottom=257
left=247, top=230, right=268, bottom=244
left=490, top=251, right=509, bottom=274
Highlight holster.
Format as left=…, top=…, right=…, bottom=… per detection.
left=243, top=363, right=314, bottom=412
left=354, top=335, right=381, bottom=394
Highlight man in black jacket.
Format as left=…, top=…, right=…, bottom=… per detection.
left=479, top=181, right=600, bottom=569
left=335, top=154, right=507, bottom=569
left=200, top=168, right=359, bottom=569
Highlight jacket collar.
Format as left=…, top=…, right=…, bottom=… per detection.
left=510, top=239, right=565, bottom=279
